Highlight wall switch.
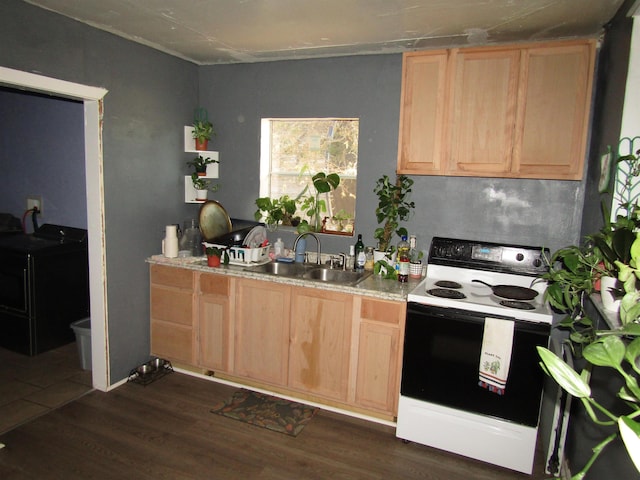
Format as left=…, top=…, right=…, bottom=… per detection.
left=27, top=195, right=43, bottom=214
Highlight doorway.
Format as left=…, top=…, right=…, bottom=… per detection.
left=0, top=66, right=109, bottom=391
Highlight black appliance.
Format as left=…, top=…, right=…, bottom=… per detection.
left=0, top=224, right=89, bottom=355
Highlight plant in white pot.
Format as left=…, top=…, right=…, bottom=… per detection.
left=372, top=174, right=414, bottom=269
left=191, top=173, right=219, bottom=201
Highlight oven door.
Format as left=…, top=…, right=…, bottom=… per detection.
left=401, top=301, right=550, bottom=427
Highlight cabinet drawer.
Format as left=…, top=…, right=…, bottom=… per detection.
left=360, top=298, right=404, bottom=325
left=151, top=264, right=193, bottom=289
left=200, top=273, right=230, bottom=296
left=151, top=321, right=193, bottom=364
left=150, top=285, right=193, bottom=325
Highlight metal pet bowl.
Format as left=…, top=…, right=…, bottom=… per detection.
left=136, top=363, right=156, bottom=375
left=150, top=357, right=167, bottom=369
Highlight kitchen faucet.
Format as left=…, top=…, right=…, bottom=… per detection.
left=293, top=232, right=322, bottom=265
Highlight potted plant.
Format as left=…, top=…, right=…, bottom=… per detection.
left=373, top=174, right=415, bottom=263
left=191, top=173, right=219, bottom=201
left=410, top=249, right=424, bottom=278
left=191, top=107, right=215, bottom=151
left=299, top=172, right=340, bottom=232
left=205, top=246, right=229, bottom=267
left=537, top=231, right=640, bottom=479
left=254, top=195, right=298, bottom=230
left=186, top=155, right=218, bottom=176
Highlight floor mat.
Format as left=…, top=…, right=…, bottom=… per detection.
left=211, top=389, right=318, bottom=436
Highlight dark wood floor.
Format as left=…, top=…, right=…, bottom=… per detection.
left=0, top=372, right=550, bottom=479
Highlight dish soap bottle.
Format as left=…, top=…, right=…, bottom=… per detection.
left=397, top=235, right=410, bottom=283
left=354, top=234, right=365, bottom=271
left=274, top=237, right=284, bottom=258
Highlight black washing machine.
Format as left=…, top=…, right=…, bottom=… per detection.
left=0, top=224, right=89, bottom=355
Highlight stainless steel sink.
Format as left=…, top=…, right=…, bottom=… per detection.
left=248, top=261, right=307, bottom=276
left=245, top=261, right=371, bottom=286
left=302, top=267, right=371, bottom=285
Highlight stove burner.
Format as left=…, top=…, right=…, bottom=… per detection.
left=427, top=288, right=466, bottom=299
left=499, top=300, right=535, bottom=310
left=435, top=280, right=462, bottom=289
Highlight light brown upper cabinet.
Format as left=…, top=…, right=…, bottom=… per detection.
left=397, top=39, right=596, bottom=180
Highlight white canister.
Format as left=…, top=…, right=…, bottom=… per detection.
left=162, top=225, right=179, bottom=258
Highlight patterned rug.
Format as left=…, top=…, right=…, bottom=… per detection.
left=211, top=389, right=318, bottom=437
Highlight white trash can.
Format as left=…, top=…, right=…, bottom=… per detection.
left=70, top=318, right=91, bottom=370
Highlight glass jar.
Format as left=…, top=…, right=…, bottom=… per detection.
left=364, top=246, right=375, bottom=271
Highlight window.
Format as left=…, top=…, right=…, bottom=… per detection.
left=260, top=118, right=359, bottom=234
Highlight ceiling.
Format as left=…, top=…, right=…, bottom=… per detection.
left=23, top=0, right=629, bottom=65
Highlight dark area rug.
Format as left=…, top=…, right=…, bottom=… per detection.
left=211, top=389, right=318, bottom=436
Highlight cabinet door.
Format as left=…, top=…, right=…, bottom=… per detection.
left=198, top=273, right=232, bottom=373
left=397, top=50, right=449, bottom=175
left=234, top=278, right=291, bottom=386
left=447, top=48, right=520, bottom=176
left=150, top=265, right=195, bottom=364
left=513, top=41, right=595, bottom=179
left=289, top=287, right=352, bottom=401
left=355, top=298, right=405, bottom=415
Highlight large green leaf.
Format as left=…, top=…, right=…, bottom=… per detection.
left=626, top=338, right=640, bottom=374
left=583, top=336, right=625, bottom=369
left=537, top=346, right=591, bottom=398
left=619, top=416, right=640, bottom=474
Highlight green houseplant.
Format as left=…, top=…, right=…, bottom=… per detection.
left=254, top=195, right=298, bottom=229
left=299, top=172, right=340, bottom=232
left=538, top=231, right=640, bottom=479
left=191, top=173, right=219, bottom=201
left=373, top=174, right=415, bottom=254
left=205, top=246, right=229, bottom=267
left=186, top=155, right=218, bottom=176
left=191, top=107, right=215, bottom=150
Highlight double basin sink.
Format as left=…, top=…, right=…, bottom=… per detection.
left=245, top=261, right=372, bottom=286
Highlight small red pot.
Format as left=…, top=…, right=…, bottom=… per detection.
left=207, top=255, right=221, bottom=267
left=195, top=138, right=209, bottom=151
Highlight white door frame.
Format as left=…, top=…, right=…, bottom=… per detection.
left=0, top=66, right=110, bottom=391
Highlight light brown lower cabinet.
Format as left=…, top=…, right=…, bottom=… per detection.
left=354, top=297, right=406, bottom=414
left=233, top=278, right=291, bottom=387
left=289, top=287, right=353, bottom=401
left=198, top=273, right=232, bottom=373
left=150, top=264, right=195, bottom=365
left=149, top=265, right=406, bottom=418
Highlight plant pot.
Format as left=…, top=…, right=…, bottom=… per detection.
left=195, top=189, right=208, bottom=201
left=410, top=262, right=423, bottom=278
left=600, top=275, right=622, bottom=312
left=195, top=138, right=209, bottom=151
left=207, top=255, right=221, bottom=267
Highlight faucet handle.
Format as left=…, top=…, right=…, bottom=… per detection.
left=338, top=253, right=347, bottom=270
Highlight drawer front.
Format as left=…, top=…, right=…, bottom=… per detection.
left=151, top=264, right=193, bottom=289
left=150, top=285, right=193, bottom=326
left=360, top=298, right=404, bottom=325
left=200, top=273, right=230, bottom=296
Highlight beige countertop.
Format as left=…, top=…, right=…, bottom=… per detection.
left=147, top=254, right=420, bottom=301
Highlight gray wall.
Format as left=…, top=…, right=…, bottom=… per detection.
left=200, top=56, right=586, bottom=256
left=0, top=88, right=86, bottom=231
left=0, top=0, right=199, bottom=381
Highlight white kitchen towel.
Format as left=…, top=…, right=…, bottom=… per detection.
left=478, top=317, right=515, bottom=395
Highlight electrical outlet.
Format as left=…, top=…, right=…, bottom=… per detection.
left=26, top=195, right=43, bottom=214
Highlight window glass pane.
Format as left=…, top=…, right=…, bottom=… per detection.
left=260, top=118, right=358, bottom=234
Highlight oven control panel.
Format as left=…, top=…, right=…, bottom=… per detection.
left=428, top=237, right=549, bottom=276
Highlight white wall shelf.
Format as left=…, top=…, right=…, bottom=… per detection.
left=184, top=126, right=219, bottom=203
